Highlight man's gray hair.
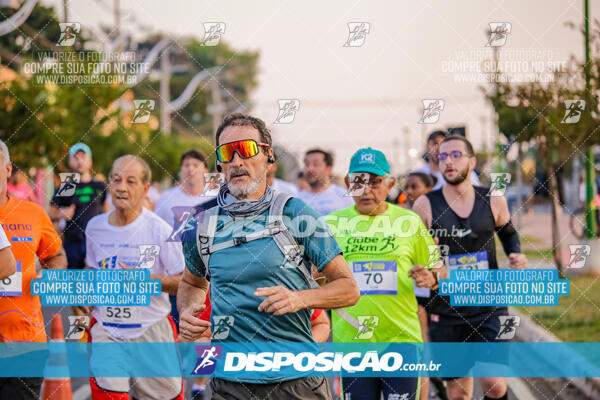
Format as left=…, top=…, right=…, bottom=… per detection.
left=0, top=140, right=9, bottom=166
left=109, top=155, right=151, bottom=184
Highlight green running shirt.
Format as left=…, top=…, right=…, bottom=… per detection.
left=326, top=203, right=438, bottom=343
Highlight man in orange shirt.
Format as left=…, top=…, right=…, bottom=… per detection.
left=0, top=140, right=67, bottom=399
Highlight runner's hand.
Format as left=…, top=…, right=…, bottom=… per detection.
left=508, top=253, right=527, bottom=269
left=73, top=305, right=93, bottom=315
left=255, top=285, right=306, bottom=315
left=408, top=265, right=436, bottom=288
left=198, top=327, right=212, bottom=343
left=179, top=304, right=211, bottom=342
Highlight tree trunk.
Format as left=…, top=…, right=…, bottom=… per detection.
left=542, top=152, right=563, bottom=273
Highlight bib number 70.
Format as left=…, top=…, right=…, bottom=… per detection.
left=365, top=272, right=383, bottom=284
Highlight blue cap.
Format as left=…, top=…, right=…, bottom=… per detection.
left=69, top=143, right=91, bottom=157
left=348, top=148, right=390, bottom=176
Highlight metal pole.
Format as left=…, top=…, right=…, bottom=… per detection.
left=516, top=142, right=523, bottom=228
left=210, top=79, right=224, bottom=134
left=114, top=0, right=120, bottom=36
left=160, top=47, right=171, bottom=134
left=584, top=0, right=596, bottom=238
left=62, top=0, right=68, bottom=22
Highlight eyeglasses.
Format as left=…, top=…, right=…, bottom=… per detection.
left=349, top=175, right=385, bottom=189
left=437, top=151, right=466, bottom=161
left=215, top=139, right=270, bottom=163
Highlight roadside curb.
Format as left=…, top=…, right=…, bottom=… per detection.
left=509, top=307, right=600, bottom=399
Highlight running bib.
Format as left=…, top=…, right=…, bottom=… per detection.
left=352, top=261, right=398, bottom=295
left=447, top=251, right=489, bottom=270
left=0, top=261, right=21, bottom=296
left=100, top=306, right=141, bottom=329
left=414, top=282, right=430, bottom=298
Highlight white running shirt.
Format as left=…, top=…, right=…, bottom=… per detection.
left=85, top=208, right=185, bottom=339
left=154, top=185, right=217, bottom=227
left=297, top=184, right=354, bottom=216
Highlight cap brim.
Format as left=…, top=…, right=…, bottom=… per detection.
left=348, top=166, right=388, bottom=176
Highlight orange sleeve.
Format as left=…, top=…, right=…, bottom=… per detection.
left=36, top=206, right=62, bottom=260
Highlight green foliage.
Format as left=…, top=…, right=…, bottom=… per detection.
left=0, top=3, right=258, bottom=182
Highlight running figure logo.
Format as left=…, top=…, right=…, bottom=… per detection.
left=561, top=100, right=586, bottom=124
left=427, top=244, right=449, bottom=267
left=212, top=316, right=234, bottom=340
left=486, top=22, right=512, bottom=47
left=344, top=173, right=370, bottom=197
left=137, top=245, right=160, bottom=269
left=344, top=22, right=370, bottom=47
left=354, top=315, right=379, bottom=339
left=388, top=393, right=410, bottom=400
left=57, top=23, right=80, bottom=46
left=418, top=99, right=445, bottom=124
left=168, top=206, right=195, bottom=242
left=489, top=173, right=511, bottom=197
left=130, top=100, right=155, bottom=124
left=66, top=316, right=89, bottom=340
left=203, top=173, right=226, bottom=194
left=281, top=245, right=305, bottom=268
left=192, top=345, right=223, bottom=375
left=201, top=23, right=226, bottom=46
left=496, top=316, right=520, bottom=340
left=274, top=99, right=300, bottom=124
left=56, top=172, right=80, bottom=197
left=566, top=244, right=591, bottom=269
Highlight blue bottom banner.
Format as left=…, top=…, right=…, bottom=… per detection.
left=1, top=342, right=599, bottom=380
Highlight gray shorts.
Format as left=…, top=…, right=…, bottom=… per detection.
left=210, top=376, right=332, bottom=400
left=89, top=316, right=183, bottom=400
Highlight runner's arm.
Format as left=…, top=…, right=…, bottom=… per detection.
left=0, top=227, right=15, bottom=279
left=151, top=272, right=182, bottom=295
left=0, top=247, right=16, bottom=279
left=304, top=254, right=360, bottom=309
left=48, top=204, right=76, bottom=221
left=411, top=195, right=447, bottom=283
left=310, top=309, right=330, bottom=343
left=257, top=254, right=359, bottom=314
left=412, top=194, right=432, bottom=228
left=39, top=246, right=67, bottom=269
left=490, top=195, right=526, bottom=268
left=177, top=268, right=211, bottom=341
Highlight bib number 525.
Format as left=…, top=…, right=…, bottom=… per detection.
left=105, top=307, right=131, bottom=318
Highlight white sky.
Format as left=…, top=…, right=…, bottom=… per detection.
left=43, top=0, right=596, bottom=175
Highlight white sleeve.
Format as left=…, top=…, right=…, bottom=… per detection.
left=470, top=171, right=482, bottom=186
left=158, top=223, right=185, bottom=276
left=0, top=226, right=11, bottom=250
left=84, top=225, right=96, bottom=268
left=153, top=195, right=172, bottom=225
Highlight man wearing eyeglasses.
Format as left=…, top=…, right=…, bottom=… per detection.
left=415, top=130, right=481, bottom=190
left=325, top=148, right=444, bottom=400
left=177, top=114, right=359, bottom=399
left=413, top=135, right=527, bottom=400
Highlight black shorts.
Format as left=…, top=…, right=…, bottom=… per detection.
left=428, top=312, right=510, bottom=380
left=416, top=294, right=431, bottom=308
left=64, top=240, right=86, bottom=269
left=0, top=377, right=43, bottom=400
left=210, top=376, right=332, bottom=400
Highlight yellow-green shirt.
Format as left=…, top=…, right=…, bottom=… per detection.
left=326, top=203, right=438, bottom=343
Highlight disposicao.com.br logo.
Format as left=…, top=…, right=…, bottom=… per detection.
left=221, top=351, right=441, bottom=373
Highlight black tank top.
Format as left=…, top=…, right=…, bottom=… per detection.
left=425, top=186, right=507, bottom=324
